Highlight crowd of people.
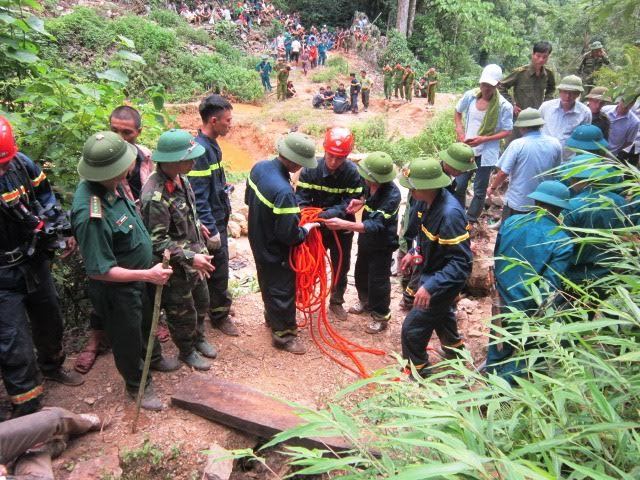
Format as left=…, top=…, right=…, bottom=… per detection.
left=169, top=0, right=282, bottom=31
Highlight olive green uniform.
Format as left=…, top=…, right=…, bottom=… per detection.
left=577, top=53, right=610, bottom=91
left=277, top=68, right=289, bottom=101
left=383, top=69, right=393, bottom=99
left=71, top=181, right=162, bottom=393
left=426, top=71, right=438, bottom=105
left=140, top=168, right=210, bottom=356
left=498, top=63, right=556, bottom=110
left=403, top=69, right=415, bottom=102
left=393, top=68, right=405, bottom=99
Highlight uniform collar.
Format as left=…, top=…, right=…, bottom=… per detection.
left=197, top=129, right=220, bottom=149
left=89, top=182, right=124, bottom=206
left=527, top=63, right=547, bottom=77
left=155, top=166, right=185, bottom=192
left=273, top=157, right=291, bottom=180
left=321, top=157, right=345, bottom=177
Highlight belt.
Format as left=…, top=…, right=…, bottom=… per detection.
left=0, top=247, right=26, bottom=267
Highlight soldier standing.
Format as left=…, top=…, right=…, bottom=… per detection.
left=277, top=66, right=290, bottom=101
left=0, top=117, right=83, bottom=418
left=403, top=65, right=415, bottom=103
left=141, top=129, right=218, bottom=371
left=577, top=41, right=611, bottom=93
left=393, top=63, right=405, bottom=100
left=382, top=64, right=393, bottom=100
left=188, top=95, right=238, bottom=336
left=426, top=68, right=438, bottom=108
left=72, top=132, right=178, bottom=411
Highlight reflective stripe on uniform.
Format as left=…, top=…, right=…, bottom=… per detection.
left=2, top=185, right=27, bottom=202
left=248, top=177, right=301, bottom=215
left=187, top=163, right=221, bottom=177
left=364, top=204, right=398, bottom=219
left=31, top=171, right=46, bottom=187
left=297, top=181, right=363, bottom=195
left=11, top=384, right=44, bottom=405
left=421, top=225, right=469, bottom=245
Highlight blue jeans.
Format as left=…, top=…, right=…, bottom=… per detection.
left=261, top=74, right=272, bottom=91
left=454, top=156, right=493, bottom=223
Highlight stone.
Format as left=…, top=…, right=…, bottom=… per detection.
left=456, top=298, right=476, bottom=312
left=466, top=256, right=493, bottom=296
left=228, top=238, right=238, bottom=259
left=67, top=447, right=122, bottom=480
left=236, top=205, right=249, bottom=218
left=239, top=221, right=248, bottom=236
left=230, top=212, right=246, bottom=224
left=227, top=221, right=242, bottom=239
left=203, top=443, right=234, bottom=480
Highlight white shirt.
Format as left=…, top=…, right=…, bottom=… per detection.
left=291, top=40, right=301, bottom=52
left=539, top=98, right=592, bottom=159
left=466, top=102, right=486, bottom=156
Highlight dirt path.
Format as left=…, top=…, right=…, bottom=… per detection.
left=30, top=53, right=497, bottom=479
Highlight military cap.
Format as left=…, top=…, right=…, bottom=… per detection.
left=398, top=157, right=451, bottom=190
left=527, top=180, right=570, bottom=209
left=78, top=131, right=136, bottom=182
left=277, top=132, right=317, bottom=168
left=566, top=125, right=608, bottom=151
left=438, top=143, right=476, bottom=172
left=357, top=151, right=396, bottom=183
left=585, top=86, right=611, bottom=102
left=514, top=108, right=545, bottom=128
left=590, top=41, right=604, bottom=51
left=557, top=75, right=584, bottom=93
left=152, top=129, right=205, bottom=163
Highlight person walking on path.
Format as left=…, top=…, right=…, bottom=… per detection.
left=72, top=132, right=179, bottom=411
left=393, top=63, right=405, bottom=100
left=403, top=65, right=415, bottom=103
left=246, top=133, right=320, bottom=354
left=349, top=72, right=361, bottom=114
left=277, top=65, right=290, bottom=100
left=188, top=95, right=238, bottom=336
left=141, top=129, right=218, bottom=372
left=487, top=108, right=562, bottom=220
left=256, top=55, right=273, bottom=92
left=360, top=70, right=372, bottom=112
left=454, top=64, right=513, bottom=224
left=383, top=64, right=393, bottom=100
left=577, top=41, right=610, bottom=93
left=426, top=68, right=438, bottom=108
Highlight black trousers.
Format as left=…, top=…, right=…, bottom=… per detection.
left=354, top=246, right=393, bottom=317
left=322, top=229, right=353, bottom=305
left=208, top=227, right=232, bottom=325
left=501, top=204, right=527, bottom=221
left=0, top=259, right=64, bottom=406
left=350, top=93, right=359, bottom=112
left=401, top=294, right=462, bottom=367
left=88, top=280, right=161, bottom=392
left=255, top=260, right=297, bottom=334
left=361, top=89, right=370, bottom=109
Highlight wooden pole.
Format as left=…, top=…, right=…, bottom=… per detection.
left=131, top=249, right=170, bottom=433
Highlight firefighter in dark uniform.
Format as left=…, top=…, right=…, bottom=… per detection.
left=295, top=127, right=363, bottom=321
left=188, top=95, right=238, bottom=336
left=324, top=152, right=400, bottom=334
left=0, top=117, right=84, bottom=418
left=398, top=158, right=473, bottom=378
left=245, top=132, right=320, bottom=354
left=72, top=132, right=178, bottom=411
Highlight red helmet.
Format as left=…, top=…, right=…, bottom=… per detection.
left=323, top=127, right=354, bottom=157
left=0, top=116, right=18, bottom=164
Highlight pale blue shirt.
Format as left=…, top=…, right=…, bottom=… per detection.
left=497, top=131, right=562, bottom=211
left=456, top=90, right=513, bottom=167
left=602, top=104, right=640, bottom=154
left=539, top=98, right=592, bottom=159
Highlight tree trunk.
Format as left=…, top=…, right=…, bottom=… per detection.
left=407, top=0, right=417, bottom=37
left=396, top=0, right=409, bottom=36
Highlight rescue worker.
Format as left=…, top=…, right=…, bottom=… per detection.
left=577, top=41, right=610, bottom=93
left=403, top=64, right=415, bottom=103
left=296, top=127, right=363, bottom=321
left=382, top=64, right=393, bottom=100
left=256, top=54, right=273, bottom=92
left=324, top=152, right=400, bottom=334
left=72, top=131, right=178, bottom=411
left=398, top=158, right=473, bottom=378
left=487, top=180, right=572, bottom=384
left=426, top=67, right=438, bottom=108
left=393, top=63, right=405, bottom=100
left=141, top=129, right=218, bottom=371
left=349, top=72, right=361, bottom=114
left=245, top=132, right=320, bottom=354
left=189, top=95, right=238, bottom=336
left=277, top=65, right=290, bottom=101
left=0, top=117, right=83, bottom=418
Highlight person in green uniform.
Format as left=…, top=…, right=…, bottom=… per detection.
left=140, top=129, right=218, bottom=372
left=426, top=68, right=438, bottom=107
left=277, top=65, right=290, bottom=101
left=577, top=41, right=611, bottom=93
left=403, top=64, right=415, bottom=103
left=393, top=63, right=405, bottom=100
left=382, top=64, right=393, bottom=100
left=71, top=131, right=178, bottom=411
left=360, top=70, right=373, bottom=112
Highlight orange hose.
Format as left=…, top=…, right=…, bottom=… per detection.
left=289, top=207, right=386, bottom=378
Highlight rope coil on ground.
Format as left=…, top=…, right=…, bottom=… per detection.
left=289, top=207, right=385, bottom=378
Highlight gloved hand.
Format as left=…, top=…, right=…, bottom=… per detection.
left=302, top=222, right=321, bottom=233
left=206, top=232, right=222, bottom=251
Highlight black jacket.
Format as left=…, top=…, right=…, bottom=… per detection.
left=359, top=182, right=401, bottom=251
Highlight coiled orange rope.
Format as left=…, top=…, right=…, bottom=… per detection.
left=289, top=207, right=386, bottom=378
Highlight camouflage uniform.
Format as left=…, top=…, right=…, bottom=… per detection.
left=140, top=168, right=210, bottom=356
left=577, top=53, right=610, bottom=91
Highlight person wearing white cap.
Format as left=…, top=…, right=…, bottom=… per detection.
left=454, top=64, right=513, bottom=224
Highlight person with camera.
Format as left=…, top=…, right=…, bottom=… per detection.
left=0, top=117, right=84, bottom=419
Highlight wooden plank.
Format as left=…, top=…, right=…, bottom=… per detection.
left=171, top=376, right=352, bottom=452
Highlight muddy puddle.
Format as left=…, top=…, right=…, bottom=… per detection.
left=218, top=138, right=255, bottom=172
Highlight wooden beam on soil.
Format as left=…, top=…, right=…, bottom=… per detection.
left=171, top=377, right=352, bottom=452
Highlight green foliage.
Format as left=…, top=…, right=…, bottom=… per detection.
left=378, top=30, right=416, bottom=68
left=212, top=20, right=240, bottom=44
left=46, top=7, right=113, bottom=52
left=148, top=8, right=184, bottom=28
left=311, top=56, right=349, bottom=83
left=594, top=45, right=640, bottom=101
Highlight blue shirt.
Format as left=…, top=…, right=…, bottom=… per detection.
left=455, top=90, right=514, bottom=167
left=539, top=98, right=592, bottom=159
left=602, top=105, right=640, bottom=154
left=495, top=212, right=572, bottom=312
left=497, top=131, right=562, bottom=211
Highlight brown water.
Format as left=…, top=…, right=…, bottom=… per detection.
left=218, top=138, right=255, bottom=172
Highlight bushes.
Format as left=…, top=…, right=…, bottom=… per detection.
left=311, top=56, right=349, bottom=83
left=148, top=8, right=184, bottom=28
left=46, top=7, right=113, bottom=52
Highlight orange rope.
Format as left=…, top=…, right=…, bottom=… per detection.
left=289, top=207, right=386, bottom=378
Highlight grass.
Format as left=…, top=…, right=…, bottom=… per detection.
left=311, top=56, right=349, bottom=84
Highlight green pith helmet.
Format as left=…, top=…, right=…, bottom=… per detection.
left=585, top=86, right=611, bottom=102
left=398, top=157, right=451, bottom=190
left=590, top=41, right=604, bottom=51
left=78, top=131, right=137, bottom=182
left=438, top=143, right=476, bottom=172
left=357, top=151, right=396, bottom=183
left=152, top=129, right=205, bottom=163
left=514, top=108, right=545, bottom=128
left=557, top=75, right=584, bottom=93
left=277, top=132, right=317, bottom=168
left=566, top=125, right=608, bottom=151
left=527, top=180, right=570, bottom=209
